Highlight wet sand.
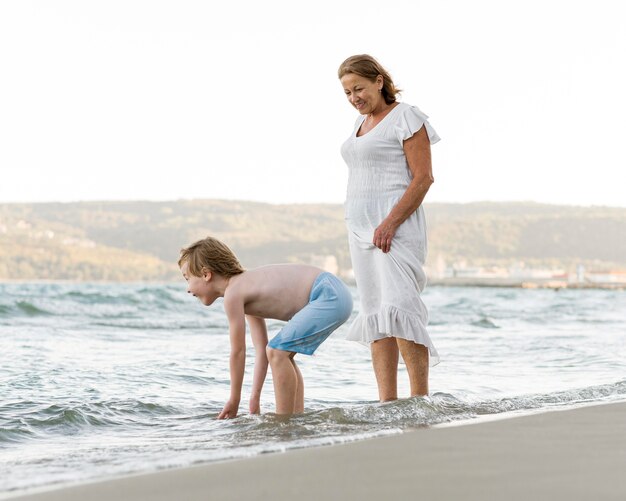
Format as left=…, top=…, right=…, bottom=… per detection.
left=9, top=402, right=626, bottom=501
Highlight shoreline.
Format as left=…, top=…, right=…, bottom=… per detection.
left=6, top=401, right=626, bottom=501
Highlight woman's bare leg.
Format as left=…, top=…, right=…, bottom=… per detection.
left=371, top=337, right=399, bottom=401
left=397, top=338, right=429, bottom=396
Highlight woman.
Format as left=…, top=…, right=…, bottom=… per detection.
left=338, top=54, right=440, bottom=401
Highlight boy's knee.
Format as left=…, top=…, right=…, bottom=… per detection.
left=267, top=346, right=292, bottom=363
left=266, top=346, right=282, bottom=361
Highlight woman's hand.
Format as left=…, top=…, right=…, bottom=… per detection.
left=373, top=219, right=398, bottom=253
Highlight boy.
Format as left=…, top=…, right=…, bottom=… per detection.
left=178, top=236, right=353, bottom=417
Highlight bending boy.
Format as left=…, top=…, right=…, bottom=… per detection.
left=178, top=236, right=353, bottom=417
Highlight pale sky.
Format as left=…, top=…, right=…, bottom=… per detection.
left=1, top=0, right=625, bottom=207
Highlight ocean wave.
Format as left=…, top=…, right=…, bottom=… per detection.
left=4, top=380, right=624, bottom=447
left=470, top=316, right=500, bottom=328
left=137, top=286, right=187, bottom=303
left=64, top=290, right=142, bottom=305
left=0, top=400, right=182, bottom=444
left=282, top=379, right=626, bottom=430
left=177, top=379, right=626, bottom=452
left=0, top=285, right=191, bottom=322
left=0, top=300, right=59, bottom=317
left=62, top=287, right=187, bottom=307
left=90, top=319, right=215, bottom=330
left=15, top=301, right=52, bottom=316
left=0, top=426, right=41, bottom=445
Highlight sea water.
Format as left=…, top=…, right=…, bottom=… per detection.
left=1, top=282, right=625, bottom=496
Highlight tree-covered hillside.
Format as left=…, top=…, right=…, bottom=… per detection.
left=0, top=200, right=624, bottom=281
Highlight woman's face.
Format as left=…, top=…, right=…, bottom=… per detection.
left=340, top=73, right=383, bottom=115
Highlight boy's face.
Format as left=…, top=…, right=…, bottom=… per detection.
left=180, top=262, right=218, bottom=306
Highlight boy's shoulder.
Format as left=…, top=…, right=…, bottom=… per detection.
left=223, top=279, right=247, bottom=301
left=222, top=286, right=246, bottom=322
left=222, top=270, right=264, bottom=303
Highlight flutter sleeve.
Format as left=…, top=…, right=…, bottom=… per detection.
left=393, top=105, right=441, bottom=146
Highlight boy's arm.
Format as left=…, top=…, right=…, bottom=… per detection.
left=218, top=296, right=246, bottom=419
left=246, top=315, right=268, bottom=414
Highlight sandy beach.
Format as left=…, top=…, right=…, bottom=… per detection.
left=8, top=401, right=625, bottom=501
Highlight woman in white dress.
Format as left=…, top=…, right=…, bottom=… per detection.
left=338, top=54, right=440, bottom=401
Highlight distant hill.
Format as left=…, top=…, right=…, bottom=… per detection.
left=0, top=200, right=624, bottom=281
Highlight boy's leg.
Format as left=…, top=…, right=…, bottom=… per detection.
left=397, top=338, right=429, bottom=396
left=267, top=347, right=298, bottom=415
left=290, top=354, right=304, bottom=413
left=265, top=274, right=351, bottom=413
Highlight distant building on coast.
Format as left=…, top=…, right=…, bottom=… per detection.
left=584, top=270, right=626, bottom=286
left=428, top=258, right=626, bottom=289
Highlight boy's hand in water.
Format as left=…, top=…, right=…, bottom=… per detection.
left=217, top=398, right=239, bottom=419
left=249, top=395, right=261, bottom=415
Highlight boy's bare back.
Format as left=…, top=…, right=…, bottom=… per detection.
left=225, top=264, right=323, bottom=321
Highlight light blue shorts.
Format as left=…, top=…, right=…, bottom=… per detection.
left=267, top=272, right=353, bottom=356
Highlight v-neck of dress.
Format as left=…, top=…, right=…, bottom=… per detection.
left=355, top=102, right=402, bottom=138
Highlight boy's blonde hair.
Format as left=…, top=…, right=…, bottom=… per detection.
left=178, top=236, right=245, bottom=278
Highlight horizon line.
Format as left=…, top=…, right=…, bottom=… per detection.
left=1, top=198, right=625, bottom=210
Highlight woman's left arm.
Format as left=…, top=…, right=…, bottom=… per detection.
left=373, top=126, right=434, bottom=253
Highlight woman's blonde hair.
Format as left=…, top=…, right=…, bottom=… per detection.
left=338, top=54, right=401, bottom=105
left=178, top=236, right=244, bottom=278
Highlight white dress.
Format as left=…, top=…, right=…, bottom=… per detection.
left=340, top=102, right=440, bottom=366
